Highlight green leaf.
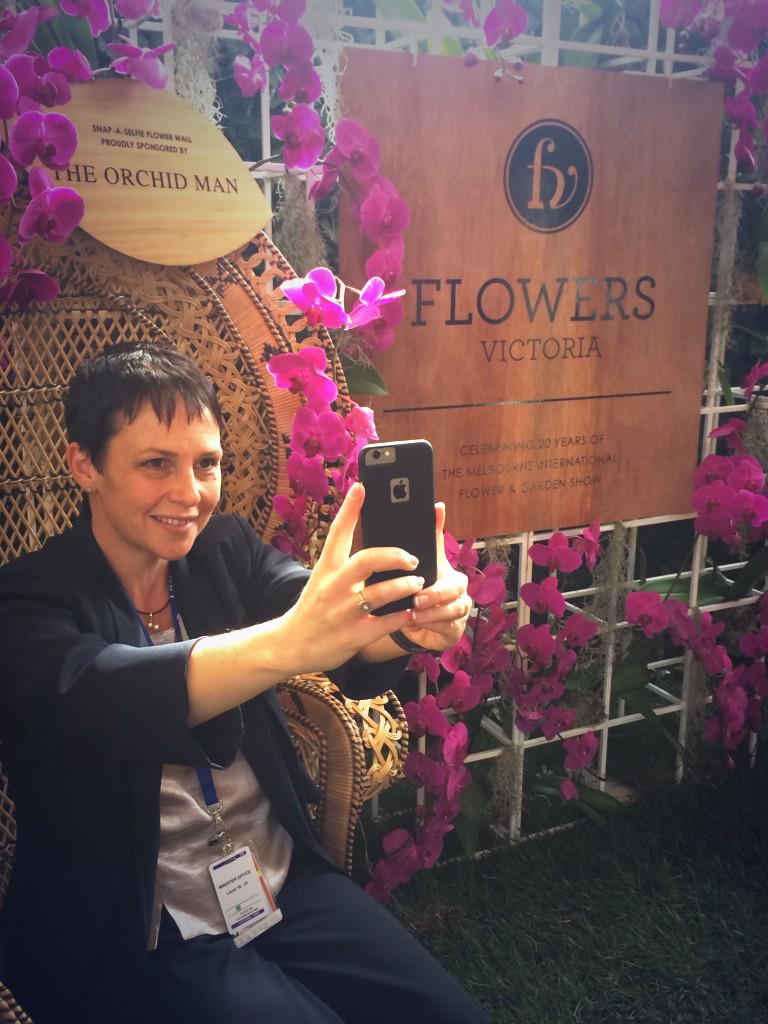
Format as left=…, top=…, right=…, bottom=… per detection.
left=341, top=356, right=388, bottom=396
left=611, top=661, right=649, bottom=696
left=34, top=10, right=98, bottom=66
left=574, top=782, right=625, bottom=815
left=440, top=36, right=464, bottom=57
left=455, top=780, right=489, bottom=856
left=718, top=364, right=735, bottom=406
left=564, top=664, right=601, bottom=691
left=758, top=240, right=768, bottom=302
left=624, top=688, right=687, bottom=760
left=376, top=0, right=426, bottom=21
left=560, top=3, right=619, bottom=68
left=637, top=576, right=729, bottom=604
left=727, top=544, right=768, bottom=600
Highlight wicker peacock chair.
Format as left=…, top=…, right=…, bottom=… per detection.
left=0, top=228, right=408, bottom=1023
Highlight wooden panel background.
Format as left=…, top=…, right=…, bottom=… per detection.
left=340, top=52, right=723, bottom=539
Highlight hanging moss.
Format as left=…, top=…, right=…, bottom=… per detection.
left=272, top=176, right=331, bottom=277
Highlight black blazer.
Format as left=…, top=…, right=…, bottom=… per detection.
left=0, top=511, right=404, bottom=1024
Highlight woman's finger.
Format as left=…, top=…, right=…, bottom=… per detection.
left=315, top=482, right=365, bottom=568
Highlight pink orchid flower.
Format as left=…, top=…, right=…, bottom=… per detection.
left=540, top=706, right=575, bottom=741
left=659, top=0, right=700, bottom=29
left=725, top=90, right=758, bottom=132
left=260, top=18, right=314, bottom=68
left=6, top=55, right=70, bottom=113
left=359, top=299, right=404, bottom=353
left=728, top=1, right=768, bottom=54
left=405, top=652, right=440, bottom=684
left=233, top=53, right=267, bottom=97
left=308, top=162, right=339, bottom=201
left=0, top=153, right=17, bottom=203
left=707, top=46, right=748, bottom=85
left=404, top=751, right=446, bottom=794
left=59, top=0, right=110, bottom=37
left=286, top=451, right=328, bottom=503
left=9, top=110, right=78, bottom=170
left=271, top=494, right=308, bottom=558
left=359, top=183, right=411, bottom=248
left=743, top=358, right=768, bottom=401
left=483, top=0, right=527, bottom=47
left=559, top=777, right=579, bottom=801
left=562, top=730, right=599, bottom=771
left=468, top=562, right=507, bottom=605
left=573, top=520, right=601, bottom=571
left=558, top=611, right=598, bottom=649
left=734, top=130, right=757, bottom=173
left=348, top=276, right=406, bottom=330
left=291, top=404, right=350, bottom=462
left=528, top=531, right=582, bottom=574
left=364, top=241, right=404, bottom=290
left=110, top=42, right=176, bottom=90
left=709, top=417, right=746, bottom=453
left=693, top=453, right=733, bottom=488
left=727, top=455, right=763, bottom=492
left=520, top=576, right=565, bottom=617
left=516, top=623, right=556, bottom=667
left=404, top=694, right=448, bottom=737
left=0, top=6, right=57, bottom=60
left=740, top=626, right=768, bottom=659
left=271, top=103, right=325, bottom=171
left=343, top=404, right=378, bottom=443
left=328, top=118, right=381, bottom=182
left=0, top=269, right=60, bottom=310
left=625, top=591, right=670, bottom=637
left=278, top=62, right=322, bottom=104
left=437, top=669, right=482, bottom=714
left=279, top=267, right=349, bottom=330
left=47, top=47, right=93, bottom=83
left=18, top=167, right=84, bottom=244
left=267, top=346, right=339, bottom=410
left=0, top=64, right=19, bottom=119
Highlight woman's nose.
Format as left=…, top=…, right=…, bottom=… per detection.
left=170, top=467, right=202, bottom=506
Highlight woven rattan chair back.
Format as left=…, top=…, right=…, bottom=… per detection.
left=0, top=230, right=408, bottom=1021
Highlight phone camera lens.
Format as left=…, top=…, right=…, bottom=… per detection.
left=372, top=450, right=381, bottom=460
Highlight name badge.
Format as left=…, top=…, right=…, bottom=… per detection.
left=208, top=845, right=282, bottom=948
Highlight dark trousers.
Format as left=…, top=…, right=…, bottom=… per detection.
left=145, top=851, right=488, bottom=1023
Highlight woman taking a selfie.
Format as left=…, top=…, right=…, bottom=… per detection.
left=0, top=343, right=487, bottom=1024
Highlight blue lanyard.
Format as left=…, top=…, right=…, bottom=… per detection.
left=196, top=766, right=219, bottom=807
left=135, top=572, right=181, bottom=646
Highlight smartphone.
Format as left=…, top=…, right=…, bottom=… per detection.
left=358, top=439, right=437, bottom=616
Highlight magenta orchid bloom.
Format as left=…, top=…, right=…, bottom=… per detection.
left=0, top=269, right=60, bottom=310
left=520, top=577, right=565, bottom=617
left=286, top=451, right=328, bottom=503
left=260, top=18, right=314, bottom=68
left=9, top=110, right=78, bottom=170
left=364, top=241, right=404, bottom=289
left=659, top=0, right=700, bottom=29
left=0, top=6, right=57, bottom=60
left=572, top=520, right=601, bottom=571
left=359, top=299, right=404, bottom=353
left=540, top=706, right=575, bottom=742
left=308, top=162, right=339, bottom=201
left=233, top=54, right=267, bottom=97
left=707, top=45, right=748, bottom=85
left=562, top=730, right=599, bottom=771
left=559, top=777, right=579, bottom=801
left=115, top=0, right=160, bottom=18
left=734, top=129, right=757, bottom=172
left=406, top=652, right=440, bottom=684
left=558, top=611, right=598, bottom=649
left=709, top=417, right=746, bottom=453
left=47, top=47, right=93, bottom=83
left=271, top=103, right=325, bottom=171
left=59, top=0, right=111, bottom=37
left=528, top=531, right=582, bottom=574
left=437, top=669, right=482, bottom=713
left=740, top=626, right=768, bottom=659
left=0, top=64, right=19, bottom=119
left=725, top=90, right=758, bottom=132
left=0, top=153, right=18, bottom=204
left=6, top=55, right=71, bottom=113
left=359, top=184, right=411, bottom=248
left=278, top=62, right=322, bottom=104
left=110, top=42, right=176, bottom=90
left=279, top=267, right=349, bottom=330
left=468, top=562, right=507, bottom=605
left=625, top=591, right=670, bottom=637
left=693, top=453, right=733, bottom=488
left=271, top=494, right=308, bottom=559
left=483, top=0, right=527, bottom=47
left=404, top=751, right=446, bottom=794
left=404, top=694, right=448, bottom=737
left=348, top=276, right=406, bottom=330
left=291, top=405, right=350, bottom=462
left=266, top=346, right=339, bottom=410
left=328, top=118, right=381, bottom=182
left=743, top=358, right=768, bottom=401
left=727, top=1, right=768, bottom=54
left=18, top=168, right=84, bottom=244
left=516, top=623, right=556, bottom=667
left=343, top=404, right=378, bottom=444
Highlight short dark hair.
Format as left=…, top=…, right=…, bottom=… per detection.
left=65, top=342, right=225, bottom=468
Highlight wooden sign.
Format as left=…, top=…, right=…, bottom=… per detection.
left=52, top=80, right=270, bottom=265
left=340, top=53, right=723, bottom=539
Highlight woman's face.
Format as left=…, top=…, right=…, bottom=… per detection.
left=70, top=399, right=223, bottom=574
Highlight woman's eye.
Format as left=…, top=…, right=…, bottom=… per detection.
left=143, top=458, right=166, bottom=470
left=198, top=457, right=221, bottom=471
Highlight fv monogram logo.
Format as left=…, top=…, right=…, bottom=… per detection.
left=504, top=119, right=593, bottom=233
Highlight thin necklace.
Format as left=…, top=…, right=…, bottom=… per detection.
left=135, top=574, right=174, bottom=634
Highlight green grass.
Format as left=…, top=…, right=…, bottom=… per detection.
left=385, top=767, right=768, bottom=1024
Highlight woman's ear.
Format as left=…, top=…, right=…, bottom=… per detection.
left=67, top=442, right=99, bottom=493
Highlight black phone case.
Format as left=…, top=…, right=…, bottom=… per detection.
left=358, top=440, right=437, bottom=615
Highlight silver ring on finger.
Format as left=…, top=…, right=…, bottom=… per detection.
left=357, top=587, right=373, bottom=615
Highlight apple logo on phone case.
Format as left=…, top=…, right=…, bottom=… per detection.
left=390, top=477, right=410, bottom=503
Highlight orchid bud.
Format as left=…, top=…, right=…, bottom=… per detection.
left=463, top=48, right=480, bottom=68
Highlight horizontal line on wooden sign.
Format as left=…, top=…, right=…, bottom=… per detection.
left=380, top=390, right=673, bottom=414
